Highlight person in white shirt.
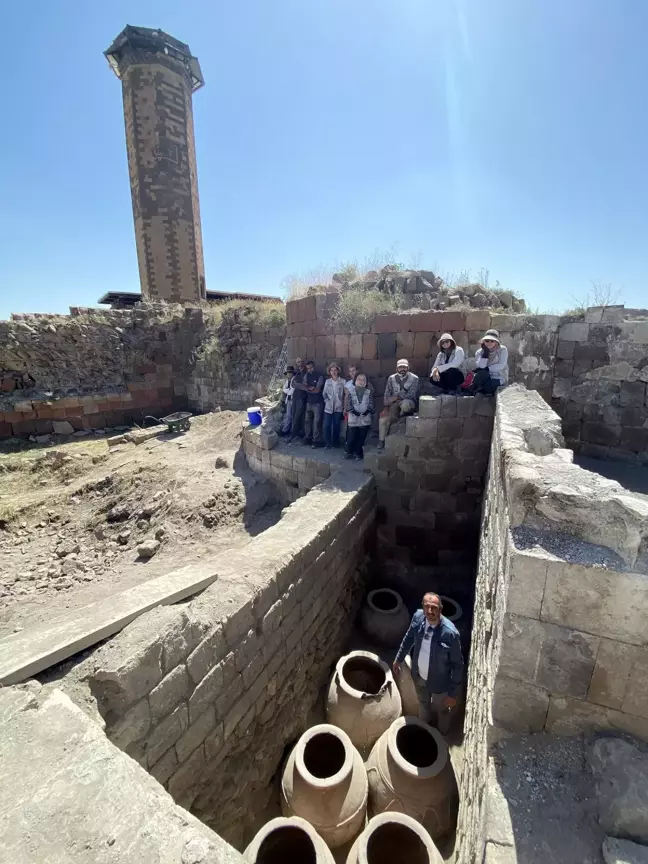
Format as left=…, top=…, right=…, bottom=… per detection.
left=280, top=365, right=295, bottom=436
left=322, top=363, right=346, bottom=448
left=429, top=333, right=465, bottom=395
left=468, top=329, right=509, bottom=395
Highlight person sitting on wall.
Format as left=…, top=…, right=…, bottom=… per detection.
left=288, top=358, right=308, bottom=443
left=429, top=333, right=465, bottom=395
left=343, top=373, right=373, bottom=460
left=378, top=359, right=419, bottom=450
left=393, top=592, right=464, bottom=735
left=468, top=329, right=509, bottom=396
left=303, top=360, right=325, bottom=448
left=279, top=365, right=295, bottom=437
left=323, top=363, right=346, bottom=449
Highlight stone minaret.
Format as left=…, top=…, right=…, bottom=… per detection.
left=105, top=26, right=206, bottom=303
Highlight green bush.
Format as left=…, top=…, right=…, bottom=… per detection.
left=332, top=286, right=404, bottom=333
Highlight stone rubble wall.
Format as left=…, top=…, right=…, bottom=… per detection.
left=75, top=471, right=374, bottom=849
left=0, top=686, right=244, bottom=864
left=456, top=385, right=648, bottom=864
left=0, top=304, right=285, bottom=438
left=551, top=305, right=648, bottom=465
left=286, top=297, right=648, bottom=463
left=363, top=394, right=494, bottom=603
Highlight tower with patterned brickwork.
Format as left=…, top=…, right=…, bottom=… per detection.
left=105, top=26, right=206, bottom=303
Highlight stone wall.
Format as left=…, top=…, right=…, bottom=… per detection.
left=364, top=393, right=494, bottom=604
left=73, top=471, right=374, bottom=849
left=0, top=304, right=285, bottom=438
left=552, top=305, right=648, bottom=465
left=286, top=296, right=648, bottom=464
left=457, top=385, right=648, bottom=864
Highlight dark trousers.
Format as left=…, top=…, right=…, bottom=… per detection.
left=346, top=425, right=369, bottom=457
left=289, top=397, right=306, bottom=439
left=323, top=411, right=343, bottom=446
left=469, top=368, right=500, bottom=395
left=304, top=401, right=324, bottom=444
left=438, top=368, right=465, bottom=393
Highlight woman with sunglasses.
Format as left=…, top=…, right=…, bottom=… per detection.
left=468, top=328, right=509, bottom=395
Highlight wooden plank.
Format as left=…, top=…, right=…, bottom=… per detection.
left=0, top=563, right=220, bottom=685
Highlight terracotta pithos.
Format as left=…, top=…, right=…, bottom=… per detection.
left=394, top=655, right=421, bottom=718
left=439, top=595, right=463, bottom=628
left=326, top=651, right=402, bottom=757
left=366, top=716, right=458, bottom=841
left=360, top=588, right=411, bottom=647
left=281, top=724, right=368, bottom=849
left=244, top=816, right=335, bottom=863
left=345, top=812, right=444, bottom=864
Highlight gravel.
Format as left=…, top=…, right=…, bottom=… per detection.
left=512, top=526, right=627, bottom=571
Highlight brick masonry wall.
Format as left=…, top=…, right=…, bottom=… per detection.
left=456, top=385, right=648, bottom=864
left=363, top=394, right=494, bottom=602
left=551, top=305, right=648, bottom=464
left=80, top=471, right=375, bottom=849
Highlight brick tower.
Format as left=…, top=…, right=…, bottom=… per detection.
left=105, top=26, right=206, bottom=303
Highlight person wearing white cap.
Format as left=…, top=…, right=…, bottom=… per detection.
left=468, top=329, right=509, bottom=395
left=378, top=358, right=419, bottom=449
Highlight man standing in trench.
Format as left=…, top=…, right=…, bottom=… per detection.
left=393, top=593, right=463, bottom=735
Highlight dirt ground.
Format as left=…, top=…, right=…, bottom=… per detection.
left=0, top=411, right=281, bottom=639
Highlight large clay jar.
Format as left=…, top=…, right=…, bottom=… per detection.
left=326, top=651, right=402, bottom=757
left=346, top=812, right=443, bottom=864
left=366, top=716, right=458, bottom=841
left=281, top=724, right=368, bottom=849
left=360, top=588, right=411, bottom=647
left=439, top=595, right=463, bottom=629
left=393, top=655, right=421, bottom=718
left=244, top=816, right=335, bottom=864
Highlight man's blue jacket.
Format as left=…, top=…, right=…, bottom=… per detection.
left=395, top=610, right=464, bottom=697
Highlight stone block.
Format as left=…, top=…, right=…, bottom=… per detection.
left=559, top=322, right=590, bottom=342
left=556, top=340, right=576, bottom=360
left=474, top=395, right=495, bottom=416
left=335, top=335, right=349, bottom=358
left=145, top=703, right=189, bottom=766
left=441, top=311, right=465, bottom=332
left=418, top=396, right=441, bottom=419
left=52, top=420, right=74, bottom=435
left=465, top=311, right=491, bottom=331
left=396, top=332, right=414, bottom=357
left=409, top=311, right=443, bottom=332
left=204, top=722, right=225, bottom=762
left=603, top=837, right=648, bottom=864
left=223, top=599, right=255, bottom=649
left=186, top=626, right=226, bottom=684
left=541, top=562, right=648, bottom=646
left=406, top=417, right=438, bottom=438
left=348, top=334, right=362, bottom=357
left=590, top=736, right=648, bottom=843
left=377, top=333, right=397, bottom=358
left=456, top=396, right=475, bottom=417
left=149, top=744, right=179, bottom=785
left=440, top=395, right=457, bottom=417
left=373, top=314, right=406, bottom=334
left=491, top=676, right=550, bottom=732
left=385, top=434, right=408, bottom=456
left=535, top=625, right=599, bottom=699
left=507, top=549, right=548, bottom=619
left=588, top=638, right=641, bottom=710
left=413, top=331, right=433, bottom=358
left=149, top=665, right=190, bottom=723
left=175, top=706, right=216, bottom=763
left=622, top=646, right=648, bottom=719
left=581, top=422, right=621, bottom=447
left=498, top=614, right=545, bottom=684
left=362, top=333, right=377, bottom=359
left=188, top=661, right=224, bottom=723
left=166, top=741, right=205, bottom=809
left=108, top=698, right=152, bottom=751
left=621, top=427, right=648, bottom=453
left=437, top=418, right=464, bottom=439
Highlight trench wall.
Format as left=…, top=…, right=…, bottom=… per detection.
left=363, top=393, right=494, bottom=602
left=76, top=471, right=374, bottom=849
left=457, top=385, right=648, bottom=864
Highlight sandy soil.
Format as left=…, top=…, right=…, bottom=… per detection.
left=0, top=412, right=281, bottom=638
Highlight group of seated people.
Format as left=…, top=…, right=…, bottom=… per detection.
left=279, top=328, right=508, bottom=454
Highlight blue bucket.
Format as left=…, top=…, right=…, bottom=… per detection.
left=247, top=407, right=262, bottom=427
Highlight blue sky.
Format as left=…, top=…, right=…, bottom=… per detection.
left=1, top=0, right=646, bottom=319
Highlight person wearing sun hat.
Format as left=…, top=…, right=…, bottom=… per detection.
left=429, top=333, right=466, bottom=394
left=468, top=329, right=509, bottom=395
left=378, top=358, right=419, bottom=448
